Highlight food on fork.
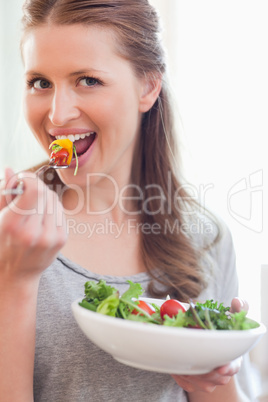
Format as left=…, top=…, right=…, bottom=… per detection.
left=49, top=138, right=78, bottom=175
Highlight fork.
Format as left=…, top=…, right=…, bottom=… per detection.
left=34, top=158, right=69, bottom=175
left=1, top=158, right=69, bottom=196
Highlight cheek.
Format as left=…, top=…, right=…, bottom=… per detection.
left=23, top=94, right=50, bottom=151
left=23, top=93, right=40, bottom=130
left=99, top=94, right=140, bottom=131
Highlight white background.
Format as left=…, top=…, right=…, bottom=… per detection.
left=152, top=0, right=268, bottom=322
left=1, top=0, right=268, bottom=320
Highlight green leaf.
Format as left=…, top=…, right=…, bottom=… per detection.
left=79, top=282, right=259, bottom=331
left=97, top=294, right=120, bottom=316
left=79, top=299, right=97, bottom=312
left=84, top=280, right=118, bottom=302
left=52, top=144, right=63, bottom=153
left=120, top=281, right=143, bottom=303
left=73, top=145, right=79, bottom=176
left=126, top=312, right=161, bottom=324
left=116, top=281, right=145, bottom=320
left=195, top=299, right=229, bottom=313
left=230, top=311, right=259, bottom=330
left=163, top=310, right=189, bottom=327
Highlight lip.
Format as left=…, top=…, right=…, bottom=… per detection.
left=48, top=128, right=95, bottom=137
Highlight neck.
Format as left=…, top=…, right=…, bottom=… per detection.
left=61, top=173, right=141, bottom=224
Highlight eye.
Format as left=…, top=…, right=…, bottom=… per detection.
left=27, top=78, right=52, bottom=90
left=78, top=76, right=101, bottom=87
left=36, top=79, right=51, bottom=89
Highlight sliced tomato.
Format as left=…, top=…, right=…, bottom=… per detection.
left=132, top=300, right=155, bottom=316
left=50, top=148, right=69, bottom=166
left=160, top=299, right=186, bottom=320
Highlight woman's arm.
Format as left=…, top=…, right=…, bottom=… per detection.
left=0, top=280, right=39, bottom=402
left=0, top=169, right=67, bottom=401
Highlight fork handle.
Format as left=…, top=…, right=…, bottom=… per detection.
left=34, top=162, right=54, bottom=176
left=1, top=159, right=56, bottom=196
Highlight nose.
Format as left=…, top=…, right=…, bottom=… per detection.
left=48, top=86, right=81, bottom=126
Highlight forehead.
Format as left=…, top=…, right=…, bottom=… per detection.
left=22, top=24, right=122, bottom=71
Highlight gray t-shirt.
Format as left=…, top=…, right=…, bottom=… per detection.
left=33, top=227, right=256, bottom=401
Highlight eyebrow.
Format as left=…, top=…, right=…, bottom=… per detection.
left=69, top=69, right=109, bottom=77
left=25, top=68, right=109, bottom=77
left=24, top=71, right=45, bottom=77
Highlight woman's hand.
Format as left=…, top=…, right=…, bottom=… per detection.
left=171, top=358, right=242, bottom=394
left=230, top=297, right=249, bottom=314
left=0, top=167, right=68, bottom=401
left=171, top=297, right=249, bottom=400
left=0, top=168, right=67, bottom=283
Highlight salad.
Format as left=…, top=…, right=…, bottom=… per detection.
left=49, top=138, right=79, bottom=175
left=79, top=280, right=259, bottom=330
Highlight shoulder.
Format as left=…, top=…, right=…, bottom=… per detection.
left=188, top=210, right=234, bottom=255
left=193, top=212, right=238, bottom=304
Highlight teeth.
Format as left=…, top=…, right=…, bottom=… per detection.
left=55, top=132, right=94, bottom=141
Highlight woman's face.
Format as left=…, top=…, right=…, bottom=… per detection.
left=22, top=24, right=151, bottom=187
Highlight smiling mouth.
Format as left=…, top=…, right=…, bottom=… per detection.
left=53, top=132, right=96, bottom=157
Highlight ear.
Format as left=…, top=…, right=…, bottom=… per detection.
left=138, top=73, right=162, bottom=113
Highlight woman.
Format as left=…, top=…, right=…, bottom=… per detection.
left=0, top=0, right=254, bottom=401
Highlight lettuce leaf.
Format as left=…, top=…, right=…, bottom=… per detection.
left=79, top=280, right=259, bottom=330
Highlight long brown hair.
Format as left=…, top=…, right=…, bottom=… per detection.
left=22, top=0, right=220, bottom=301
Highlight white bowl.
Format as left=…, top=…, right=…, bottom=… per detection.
left=71, top=297, right=266, bottom=375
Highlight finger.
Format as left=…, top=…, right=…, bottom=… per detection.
left=7, top=173, right=45, bottom=218
left=171, top=375, right=198, bottom=393
left=171, top=360, right=241, bottom=393
left=230, top=297, right=249, bottom=313
left=215, top=357, right=242, bottom=376
left=1, top=173, right=47, bottom=238
left=14, top=183, right=65, bottom=247
left=41, top=190, right=67, bottom=249
left=0, top=193, right=48, bottom=249
left=187, top=371, right=231, bottom=388
left=171, top=374, right=217, bottom=393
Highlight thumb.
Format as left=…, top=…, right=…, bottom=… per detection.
left=230, top=297, right=249, bottom=313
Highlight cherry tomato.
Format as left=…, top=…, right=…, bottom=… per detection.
left=132, top=300, right=155, bottom=316
left=50, top=148, right=69, bottom=166
left=160, top=299, right=186, bottom=319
